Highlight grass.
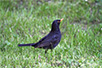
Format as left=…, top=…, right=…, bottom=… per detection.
left=0, top=0, right=102, bottom=68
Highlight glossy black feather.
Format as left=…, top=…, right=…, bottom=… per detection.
left=18, top=19, right=62, bottom=53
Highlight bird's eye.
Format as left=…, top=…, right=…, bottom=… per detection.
left=57, top=21, right=60, bottom=23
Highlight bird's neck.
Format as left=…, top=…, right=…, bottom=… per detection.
left=51, top=25, right=60, bottom=32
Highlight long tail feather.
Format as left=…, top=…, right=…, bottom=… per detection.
left=18, top=43, right=35, bottom=47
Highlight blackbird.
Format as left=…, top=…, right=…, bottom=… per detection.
left=18, top=18, right=64, bottom=53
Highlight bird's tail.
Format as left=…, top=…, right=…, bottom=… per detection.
left=18, top=43, right=35, bottom=47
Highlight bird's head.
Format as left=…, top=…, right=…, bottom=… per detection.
left=52, top=18, right=64, bottom=26
left=51, top=18, right=64, bottom=31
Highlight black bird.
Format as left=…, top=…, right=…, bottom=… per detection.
left=18, top=18, right=64, bottom=53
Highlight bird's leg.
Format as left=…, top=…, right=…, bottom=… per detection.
left=50, top=43, right=54, bottom=57
left=45, top=43, right=53, bottom=54
left=50, top=43, right=53, bottom=52
left=45, top=49, right=48, bottom=54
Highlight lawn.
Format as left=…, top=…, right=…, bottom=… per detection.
left=0, top=0, right=102, bottom=68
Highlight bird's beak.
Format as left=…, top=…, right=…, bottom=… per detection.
left=60, top=18, right=64, bottom=22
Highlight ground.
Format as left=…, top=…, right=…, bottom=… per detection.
left=0, top=0, right=102, bottom=68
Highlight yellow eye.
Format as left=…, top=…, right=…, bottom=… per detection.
left=57, top=21, right=60, bottom=23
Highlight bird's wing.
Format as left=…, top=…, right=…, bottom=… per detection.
left=37, top=34, right=60, bottom=48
